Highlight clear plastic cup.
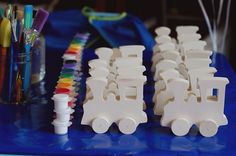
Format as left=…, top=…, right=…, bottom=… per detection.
left=31, top=36, right=46, bottom=84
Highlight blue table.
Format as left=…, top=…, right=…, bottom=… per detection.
left=0, top=10, right=236, bottom=156
left=0, top=47, right=236, bottom=155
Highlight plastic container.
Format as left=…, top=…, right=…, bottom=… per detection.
left=56, top=83, right=74, bottom=89
left=54, top=88, right=71, bottom=94
left=52, top=120, right=72, bottom=135
left=52, top=94, right=69, bottom=111
left=63, top=64, right=77, bottom=70
left=0, top=52, right=32, bottom=104
left=31, top=36, right=46, bottom=84
left=58, top=78, right=74, bottom=84
left=62, top=54, right=77, bottom=61
left=54, top=107, right=74, bottom=122
left=0, top=35, right=46, bottom=104
left=59, top=73, right=74, bottom=79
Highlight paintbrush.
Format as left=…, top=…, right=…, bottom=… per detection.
left=22, top=5, right=33, bottom=96
left=0, top=17, right=12, bottom=96
left=29, top=8, right=49, bottom=46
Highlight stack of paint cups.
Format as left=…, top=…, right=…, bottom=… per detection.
left=52, top=94, right=73, bottom=134
left=52, top=33, right=90, bottom=134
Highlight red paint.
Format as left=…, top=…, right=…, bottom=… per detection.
left=65, top=50, right=78, bottom=54
left=68, top=101, right=74, bottom=107
left=54, top=88, right=70, bottom=94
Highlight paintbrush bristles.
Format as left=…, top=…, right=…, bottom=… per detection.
left=16, top=10, right=24, bottom=20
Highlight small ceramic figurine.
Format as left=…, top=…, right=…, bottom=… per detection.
left=152, top=26, right=229, bottom=137
left=81, top=45, right=147, bottom=134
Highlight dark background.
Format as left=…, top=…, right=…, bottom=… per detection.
left=1, top=0, right=235, bottom=71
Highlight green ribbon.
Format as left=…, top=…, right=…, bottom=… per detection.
left=82, top=6, right=127, bottom=23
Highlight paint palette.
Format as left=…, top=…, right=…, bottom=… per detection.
left=52, top=33, right=90, bottom=135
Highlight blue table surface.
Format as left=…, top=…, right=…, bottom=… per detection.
left=0, top=47, right=236, bottom=156
left=1, top=10, right=236, bottom=156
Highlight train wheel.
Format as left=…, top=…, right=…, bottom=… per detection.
left=199, top=120, right=218, bottom=137
left=171, top=118, right=191, bottom=136
left=92, top=117, right=110, bottom=134
left=118, top=117, right=137, bottom=134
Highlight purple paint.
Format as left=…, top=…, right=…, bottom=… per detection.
left=63, top=64, right=77, bottom=69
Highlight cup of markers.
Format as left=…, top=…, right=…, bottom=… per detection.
left=52, top=33, right=90, bottom=134
left=0, top=5, right=49, bottom=104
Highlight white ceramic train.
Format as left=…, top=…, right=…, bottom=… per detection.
left=152, top=26, right=229, bottom=137
left=81, top=45, right=147, bottom=134
left=82, top=26, right=229, bottom=137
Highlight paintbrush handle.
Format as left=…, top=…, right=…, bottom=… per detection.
left=0, top=48, right=7, bottom=95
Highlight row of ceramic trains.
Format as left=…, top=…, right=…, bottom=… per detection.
left=81, top=45, right=229, bottom=137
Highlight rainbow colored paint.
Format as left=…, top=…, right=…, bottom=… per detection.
left=53, top=32, right=89, bottom=111
left=52, top=33, right=89, bottom=134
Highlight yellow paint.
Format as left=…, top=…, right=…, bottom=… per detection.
left=58, top=78, right=74, bottom=84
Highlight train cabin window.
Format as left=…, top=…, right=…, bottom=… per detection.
left=128, top=54, right=138, bottom=57
left=125, top=86, right=137, bottom=100
left=207, top=88, right=218, bottom=102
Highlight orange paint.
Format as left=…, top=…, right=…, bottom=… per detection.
left=56, top=83, right=72, bottom=89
